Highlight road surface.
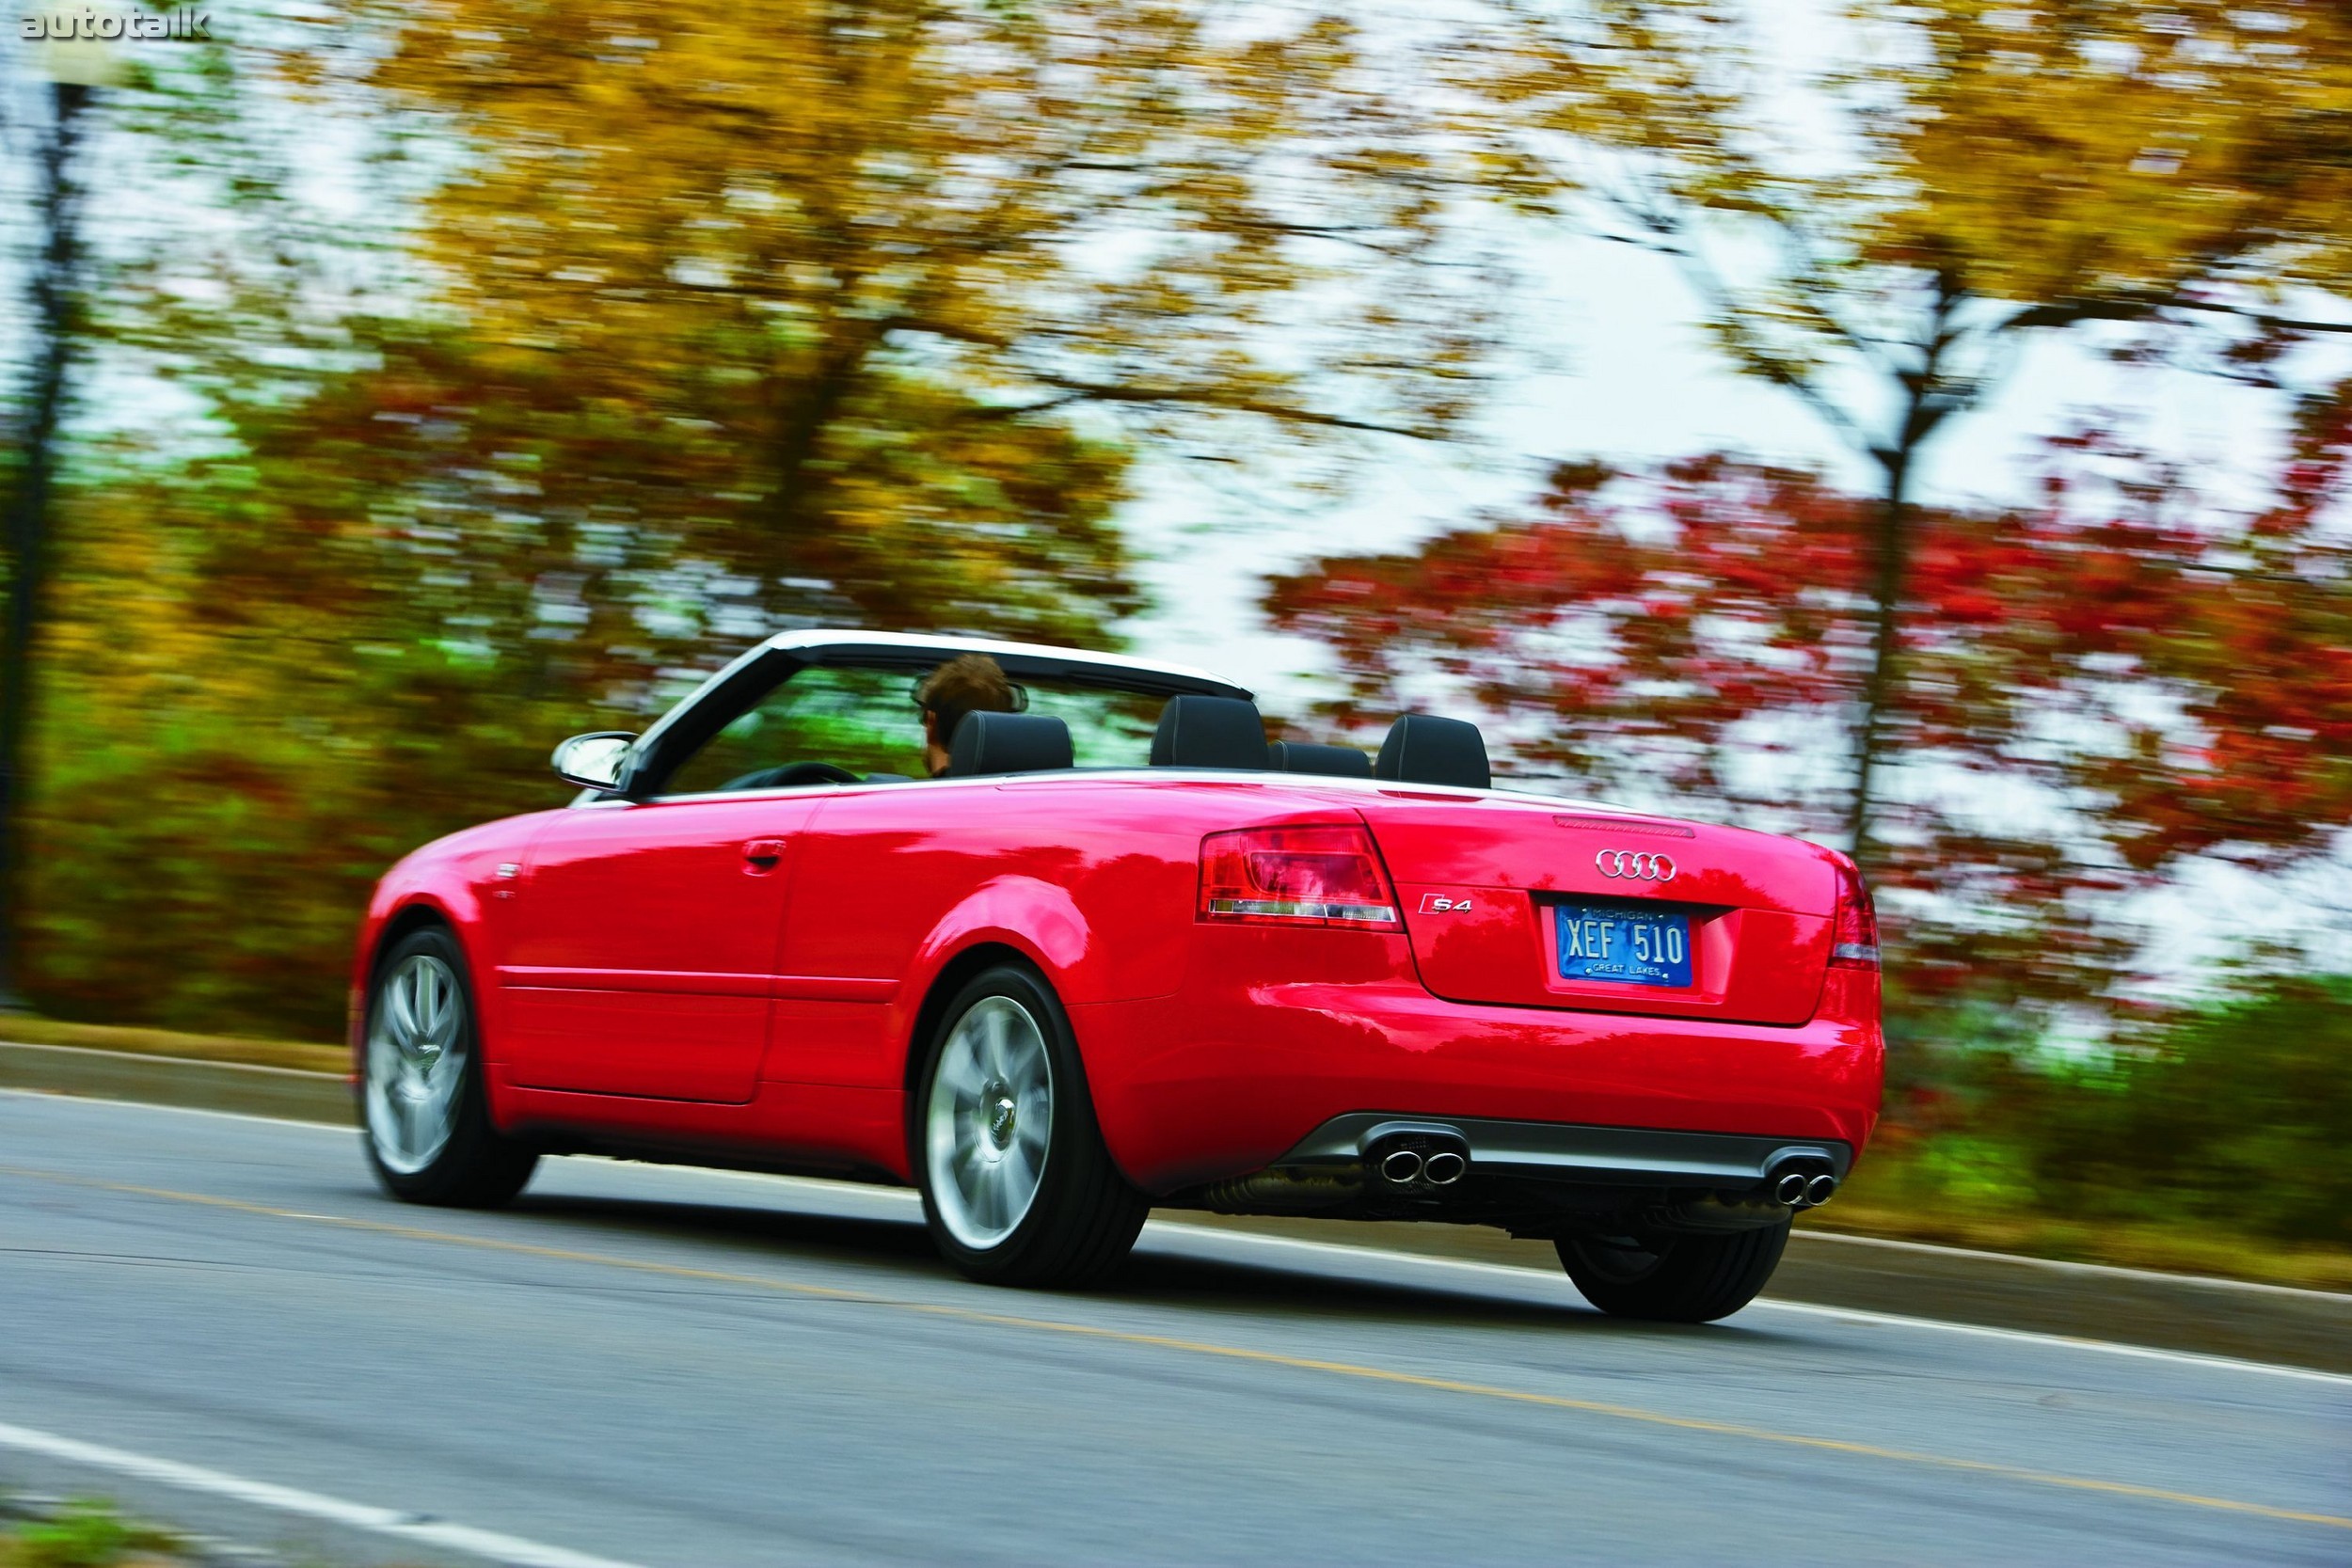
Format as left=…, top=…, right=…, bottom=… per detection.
left=1, top=1091, right=2344, bottom=1566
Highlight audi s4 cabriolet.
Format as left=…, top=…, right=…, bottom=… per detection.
left=354, top=630, right=1883, bottom=1322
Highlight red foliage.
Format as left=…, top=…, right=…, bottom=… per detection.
left=1265, top=406, right=2352, bottom=1006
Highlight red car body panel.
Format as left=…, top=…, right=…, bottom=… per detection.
left=354, top=768, right=1883, bottom=1196
left=500, top=794, right=826, bottom=1102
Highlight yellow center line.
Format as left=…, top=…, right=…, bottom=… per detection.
left=8, top=1163, right=2347, bottom=1534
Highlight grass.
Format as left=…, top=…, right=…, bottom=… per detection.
left=0, top=1501, right=183, bottom=1568
left=0, top=1014, right=346, bottom=1075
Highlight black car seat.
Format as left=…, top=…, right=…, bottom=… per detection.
left=1375, top=714, right=1491, bottom=789
left=1266, top=740, right=1372, bottom=778
left=947, top=711, right=1074, bottom=776
left=1150, top=695, right=1270, bottom=769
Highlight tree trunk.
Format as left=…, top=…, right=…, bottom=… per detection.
left=0, top=82, right=91, bottom=1011
left=1844, top=276, right=1964, bottom=871
left=1845, top=443, right=1914, bottom=870
left=757, top=316, right=883, bottom=566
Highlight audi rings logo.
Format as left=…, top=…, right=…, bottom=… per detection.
left=1596, top=848, right=1677, bottom=881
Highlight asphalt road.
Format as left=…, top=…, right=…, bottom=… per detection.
left=2, top=1092, right=2345, bottom=1567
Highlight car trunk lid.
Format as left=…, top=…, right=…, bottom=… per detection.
left=1359, top=796, right=1839, bottom=1026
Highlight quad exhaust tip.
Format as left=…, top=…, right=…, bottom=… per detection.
left=1422, top=1150, right=1468, bottom=1186
left=1379, top=1148, right=1424, bottom=1184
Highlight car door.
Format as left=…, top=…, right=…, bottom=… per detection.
left=499, top=793, right=820, bottom=1102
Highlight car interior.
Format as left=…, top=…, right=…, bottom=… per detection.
left=695, top=673, right=1495, bottom=792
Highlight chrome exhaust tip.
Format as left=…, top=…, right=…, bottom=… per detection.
left=1360, top=1121, right=1473, bottom=1190
left=1774, top=1171, right=1809, bottom=1206
left=1805, top=1173, right=1838, bottom=1207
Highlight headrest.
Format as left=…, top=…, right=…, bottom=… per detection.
left=1375, top=714, right=1490, bottom=789
left=1267, top=740, right=1372, bottom=779
left=947, top=711, right=1073, bottom=777
left=1150, top=695, right=1269, bottom=769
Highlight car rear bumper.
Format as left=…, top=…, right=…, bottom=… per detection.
left=1073, top=969, right=1882, bottom=1196
left=1273, top=1112, right=1853, bottom=1186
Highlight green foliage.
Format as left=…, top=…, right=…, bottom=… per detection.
left=2022, top=980, right=2352, bottom=1244
left=22, top=455, right=598, bottom=1037
left=12, top=1500, right=173, bottom=1568
left=1891, top=979, right=2352, bottom=1247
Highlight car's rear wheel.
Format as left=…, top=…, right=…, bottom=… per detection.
left=1555, top=1221, right=1789, bottom=1323
left=361, top=927, right=537, bottom=1208
left=914, top=963, right=1146, bottom=1288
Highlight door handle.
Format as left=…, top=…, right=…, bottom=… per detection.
left=740, top=838, right=787, bottom=872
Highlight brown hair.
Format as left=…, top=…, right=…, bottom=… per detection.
left=916, top=654, right=1017, bottom=748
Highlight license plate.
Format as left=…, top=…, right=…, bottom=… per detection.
left=1554, top=900, right=1692, bottom=988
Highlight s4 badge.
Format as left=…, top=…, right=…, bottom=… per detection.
left=1418, top=894, right=1475, bottom=914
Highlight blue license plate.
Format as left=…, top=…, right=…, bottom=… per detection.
left=1554, top=901, right=1692, bottom=988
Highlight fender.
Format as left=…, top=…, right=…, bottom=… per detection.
left=890, top=874, right=1090, bottom=1046
left=350, top=888, right=485, bottom=1056
left=885, top=866, right=1194, bottom=1084
left=348, top=813, right=558, bottom=1075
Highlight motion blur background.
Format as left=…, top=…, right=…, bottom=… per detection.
left=2, top=0, right=2347, bottom=1283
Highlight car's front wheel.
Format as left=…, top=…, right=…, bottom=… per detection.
left=361, top=926, right=537, bottom=1208
left=1556, top=1221, right=1790, bottom=1323
left=914, top=963, right=1146, bottom=1287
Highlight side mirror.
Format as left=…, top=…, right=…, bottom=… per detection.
left=551, top=732, right=637, bottom=792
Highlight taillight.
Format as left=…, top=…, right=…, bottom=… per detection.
left=1199, top=824, right=1401, bottom=930
left=1829, top=854, right=1881, bottom=969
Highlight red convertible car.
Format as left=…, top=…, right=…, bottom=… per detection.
left=354, top=630, right=1882, bottom=1322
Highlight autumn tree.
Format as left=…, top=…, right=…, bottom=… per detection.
left=1267, top=398, right=2352, bottom=1013
left=1475, top=0, right=2352, bottom=863
left=12, top=0, right=1547, bottom=1034
left=262, top=0, right=1518, bottom=654
left=0, top=55, right=93, bottom=1013
left=0, top=17, right=312, bottom=1015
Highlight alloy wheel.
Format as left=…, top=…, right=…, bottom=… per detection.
left=925, top=994, right=1054, bottom=1250
left=365, top=952, right=469, bottom=1176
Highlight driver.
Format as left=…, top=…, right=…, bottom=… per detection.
left=916, top=654, right=1019, bottom=777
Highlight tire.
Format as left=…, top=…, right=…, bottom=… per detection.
left=360, top=926, right=538, bottom=1208
left=914, top=963, right=1147, bottom=1288
left=1556, top=1221, right=1790, bottom=1323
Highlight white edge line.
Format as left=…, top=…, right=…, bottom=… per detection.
left=1742, top=1298, right=2352, bottom=1386
left=0, top=1420, right=645, bottom=1568
left=1789, top=1226, right=2352, bottom=1302
left=8, top=1093, right=2347, bottom=1387
left=1141, top=1222, right=2352, bottom=1388
left=0, top=1087, right=350, bottom=1133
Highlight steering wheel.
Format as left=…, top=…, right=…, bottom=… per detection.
left=719, top=761, right=862, bottom=791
